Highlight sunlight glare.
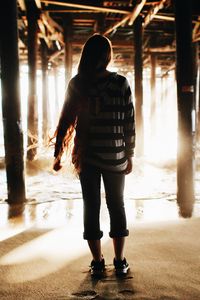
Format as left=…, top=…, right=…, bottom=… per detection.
left=144, top=71, right=177, bottom=163
left=0, top=226, right=109, bottom=283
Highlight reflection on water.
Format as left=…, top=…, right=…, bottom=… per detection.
left=0, top=157, right=200, bottom=241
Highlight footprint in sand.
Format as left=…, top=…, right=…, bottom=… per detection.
left=119, top=289, right=135, bottom=296
left=72, top=290, right=97, bottom=298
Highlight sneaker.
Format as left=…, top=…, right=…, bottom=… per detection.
left=90, top=258, right=105, bottom=277
left=114, top=258, right=129, bottom=276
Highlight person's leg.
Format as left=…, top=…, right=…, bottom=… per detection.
left=87, top=240, right=102, bottom=262
left=102, top=170, right=128, bottom=238
left=79, top=164, right=103, bottom=262
left=102, top=171, right=129, bottom=273
left=112, top=236, right=125, bottom=261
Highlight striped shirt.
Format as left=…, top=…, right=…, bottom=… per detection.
left=55, top=72, right=135, bottom=172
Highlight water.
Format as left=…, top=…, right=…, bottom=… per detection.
left=0, top=154, right=200, bottom=237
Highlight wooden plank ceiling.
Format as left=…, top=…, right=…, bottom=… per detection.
left=17, top=0, right=200, bottom=73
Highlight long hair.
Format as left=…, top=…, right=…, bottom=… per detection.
left=78, top=34, right=113, bottom=77
left=52, top=34, right=113, bottom=174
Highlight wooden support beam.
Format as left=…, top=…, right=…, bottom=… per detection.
left=26, top=0, right=39, bottom=161
left=174, top=0, right=195, bottom=217
left=153, top=14, right=174, bottom=21
left=40, top=39, right=49, bottom=144
left=147, top=46, right=176, bottom=53
left=41, top=12, right=63, bottom=33
left=74, top=22, right=95, bottom=26
left=18, top=0, right=26, bottom=11
left=38, top=18, right=46, bottom=34
left=40, top=12, right=64, bottom=45
left=128, top=0, right=146, bottom=26
left=193, top=35, right=200, bottom=43
left=133, top=16, right=144, bottom=156
left=104, top=15, right=130, bottom=35
left=153, top=14, right=199, bottom=24
left=40, top=0, right=130, bottom=14
left=73, top=19, right=95, bottom=23
left=44, top=9, right=100, bottom=13
left=143, top=0, right=168, bottom=27
left=145, top=1, right=160, bottom=5
left=37, top=19, right=51, bottom=47
left=49, top=49, right=64, bottom=62
left=192, top=17, right=200, bottom=41
left=193, top=42, right=199, bottom=145
left=196, top=44, right=200, bottom=143
left=35, top=0, right=41, bottom=9
left=161, top=64, right=175, bottom=77
left=95, top=12, right=105, bottom=34
left=104, top=0, right=146, bottom=35
left=0, top=0, right=26, bottom=205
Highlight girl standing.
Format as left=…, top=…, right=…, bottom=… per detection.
left=53, top=34, right=135, bottom=277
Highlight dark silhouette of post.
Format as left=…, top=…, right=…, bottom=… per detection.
left=133, top=16, right=144, bottom=156
left=0, top=0, right=26, bottom=204
left=26, top=0, right=39, bottom=160
left=150, top=53, right=156, bottom=138
left=174, top=0, right=195, bottom=217
left=198, top=55, right=200, bottom=143
left=41, top=39, right=49, bottom=145
left=64, top=17, right=73, bottom=88
left=193, top=42, right=200, bottom=144
left=95, top=13, right=105, bottom=34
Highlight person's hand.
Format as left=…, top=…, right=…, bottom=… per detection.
left=125, top=157, right=133, bottom=175
left=53, top=158, right=62, bottom=172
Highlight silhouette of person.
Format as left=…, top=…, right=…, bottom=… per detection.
left=53, top=34, right=135, bottom=277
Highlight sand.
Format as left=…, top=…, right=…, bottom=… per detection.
left=0, top=217, right=199, bottom=299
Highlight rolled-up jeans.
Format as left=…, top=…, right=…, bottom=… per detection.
left=79, top=163, right=129, bottom=240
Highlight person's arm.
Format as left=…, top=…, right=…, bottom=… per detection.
left=123, top=79, right=135, bottom=174
left=53, top=79, right=77, bottom=171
